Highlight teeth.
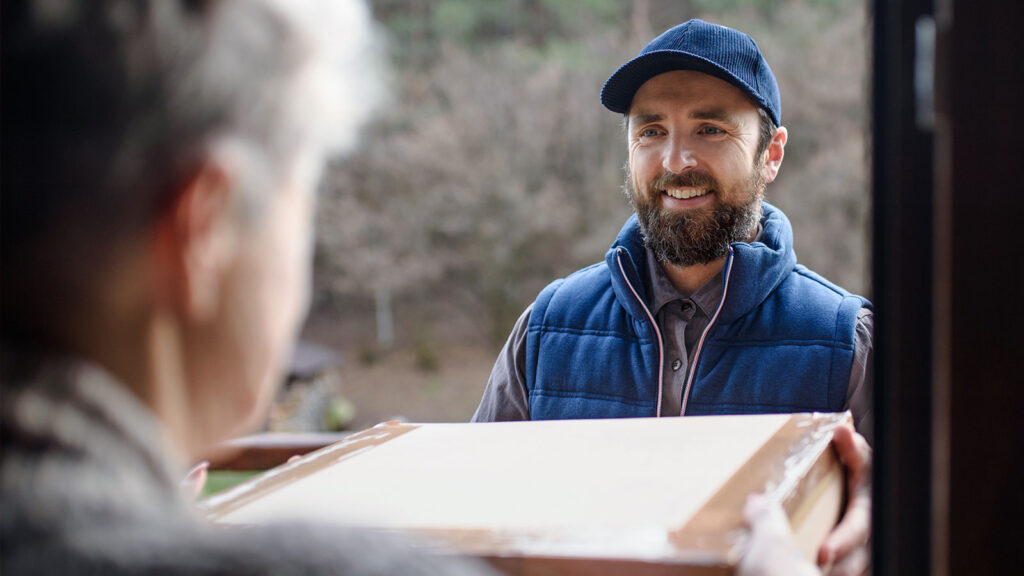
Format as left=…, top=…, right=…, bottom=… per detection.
left=664, top=188, right=709, bottom=200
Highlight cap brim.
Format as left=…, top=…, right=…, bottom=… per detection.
left=600, top=50, right=767, bottom=116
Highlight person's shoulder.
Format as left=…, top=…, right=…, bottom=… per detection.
left=204, top=522, right=494, bottom=576
left=562, top=260, right=610, bottom=284
left=2, top=520, right=494, bottom=576
left=532, top=260, right=608, bottom=300
left=529, top=257, right=634, bottom=332
left=762, top=265, right=869, bottom=344
left=788, top=264, right=871, bottom=306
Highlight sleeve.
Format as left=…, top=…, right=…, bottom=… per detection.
left=206, top=522, right=497, bottom=576
left=470, top=304, right=533, bottom=422
left=844, top=306, right=874, bottom=445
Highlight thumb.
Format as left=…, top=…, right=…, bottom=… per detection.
left=180, top=460, right=210, bottom=500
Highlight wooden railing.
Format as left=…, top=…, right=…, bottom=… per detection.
left=204, top=432, right=351, bottom=471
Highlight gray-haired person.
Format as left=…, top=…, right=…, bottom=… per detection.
left=0, top=1, right=490, bottom=574
left=1, top=4, right=862, bottom=574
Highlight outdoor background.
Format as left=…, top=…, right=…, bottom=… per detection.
left=279, top=0, right=871, bottom=433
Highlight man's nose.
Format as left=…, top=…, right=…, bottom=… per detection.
left=663, top=137, right=697, bottom=174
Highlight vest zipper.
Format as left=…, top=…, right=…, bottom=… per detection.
left=680, top=246, right=736, bottom=416
left=615, top=248, right=666, bottom=417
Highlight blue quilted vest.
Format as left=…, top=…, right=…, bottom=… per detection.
left=524, top=203, right=870, bottom=419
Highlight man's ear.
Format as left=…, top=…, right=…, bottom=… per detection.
left=761, top=126, right=788, bottom=184
left=154, top=162, right=238, bottom=323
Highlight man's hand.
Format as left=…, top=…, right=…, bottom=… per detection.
left=738, top=495, right=820, bottom=576
left=739, top=423, right=872, bottom=576
left=818, top=424, right=872, bottom=576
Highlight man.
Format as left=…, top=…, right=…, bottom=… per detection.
left=473, top=19, right=872, bottom=575
left=0, top=1, right=489, bottom=574
left=474, top=19, right=871, bottom=429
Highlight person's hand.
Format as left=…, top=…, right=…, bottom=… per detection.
left=179, top=460, right=209, bottom=500
left=818, top=424, right=872, bottom=576
left=738, top=494, right=820, bottom=576
left=739, top=423, right=872, bottom=576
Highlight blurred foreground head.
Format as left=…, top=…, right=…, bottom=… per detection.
left=1, top=0, right=381, bottom=457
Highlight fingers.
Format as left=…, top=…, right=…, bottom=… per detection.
left=832, top=424, right=872, bottom=482
left=818, top=424, right=873, bottom=568
left=180, top=460, right=210, bottom=500
left=744, top=494, right=791, bottom=537
left=739, top=495, right=821, bottom=576
left=829, top=544, right=871, bottom=576
left=818, top=492, right=870, bottom=566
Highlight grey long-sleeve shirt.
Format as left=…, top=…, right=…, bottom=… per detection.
left=472, top=245, right=873, bottom=440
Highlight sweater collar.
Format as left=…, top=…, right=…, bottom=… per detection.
left=1, top=346, right=192, bottom=507
left=605, top=202, right=796, bottom=324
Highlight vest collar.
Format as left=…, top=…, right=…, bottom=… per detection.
left=719, top=202, right=797, bottom=323
left=605, top=202, right=797, bottom=324
left=605, top=213, right=653, bottom=321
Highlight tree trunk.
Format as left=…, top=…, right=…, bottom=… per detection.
left=375, top=286, right=395, bottom=351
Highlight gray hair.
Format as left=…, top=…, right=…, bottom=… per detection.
left=1, top=0, right=382, bottom=335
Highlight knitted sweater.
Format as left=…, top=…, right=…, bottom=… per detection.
left=0, top=349, right=491, bottom=575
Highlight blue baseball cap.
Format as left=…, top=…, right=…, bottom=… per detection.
left=601, top=19, right=781, bottom=126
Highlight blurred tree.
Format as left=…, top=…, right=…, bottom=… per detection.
left=314, top=0, right=870, bottom=350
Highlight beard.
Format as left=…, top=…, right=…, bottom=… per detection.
left=624, top=162, right=766, bottom=267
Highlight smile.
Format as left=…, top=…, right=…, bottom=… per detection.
left=663, top=188, right=711, bottom=200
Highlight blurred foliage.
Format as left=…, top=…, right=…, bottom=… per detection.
left=314, top=0, right=870, bottom=349
left=199, top=471, right=259, bottom=498
left=690, top=0, right=847, bottom=15
left=325, top=396, right=358, bottom=431
left=375, top=0, right=627, bottom=50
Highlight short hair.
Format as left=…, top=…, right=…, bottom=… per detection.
left=1, top=0, right=381, bottom=339
left=754, top=107, right=776, bottom=162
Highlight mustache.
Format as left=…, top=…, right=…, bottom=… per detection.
left=650, top=170, right=718, bottom=192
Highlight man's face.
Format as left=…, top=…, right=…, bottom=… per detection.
left=625, top=70, right=771, bottom=267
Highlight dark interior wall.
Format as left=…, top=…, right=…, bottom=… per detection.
left=871, top=0, right=935, bottom=573
left=874, top=0, right=1024, bottom=574
left=942, top=0, right=1024, bottom=573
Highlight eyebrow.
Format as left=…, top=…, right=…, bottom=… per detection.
left=690, top=108, right=740, bottom=124
left=628, top=108, right=741, bottom=128
left=628, top=113, right=664, bottom=127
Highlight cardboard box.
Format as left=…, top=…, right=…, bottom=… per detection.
left=201, top=413, right=848, bottom=575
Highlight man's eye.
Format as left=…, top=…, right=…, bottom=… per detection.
left=699, top=126, right=724, bottom=135
left=640, top=128, right=661, bottom=138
